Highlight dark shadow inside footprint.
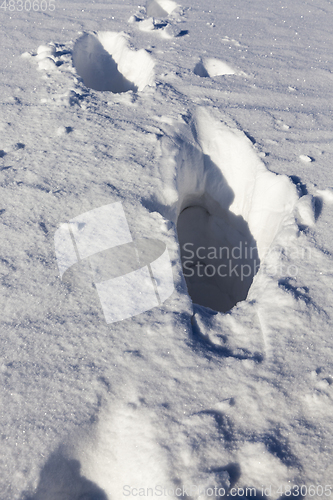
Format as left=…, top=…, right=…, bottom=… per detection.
left=194, top=61, right=210, bottom=77
left=177, top=151, right=260, bottom=313
left=26, top=451, right=107, bottom=500
left=154, top=21, right=168, bottom=29
left=289, top=175, right=308, bottom=196
left=209, top=463, right=241, bottom=487
left=177, top=30, right=189, bottom=37
left=72, top=33, right=137, bottom=93
left=313, top=196, right=323, bottom=220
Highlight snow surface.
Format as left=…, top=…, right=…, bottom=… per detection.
left=1, top=0, right=333, bottom=499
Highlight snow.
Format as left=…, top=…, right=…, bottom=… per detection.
left=1, top=0, right=333, bottom=499
left=146, top=0, right=179, bottom=17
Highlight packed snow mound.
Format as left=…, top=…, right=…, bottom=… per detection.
left=159, top=108, right=299, bottom=312
left=194, top=58, right=238, bottom=77
left=72, top=32, right=155, bottom=93
left=146, top=0, right=178, bottom=17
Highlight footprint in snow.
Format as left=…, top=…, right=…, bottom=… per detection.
left=26, top=451, right=107, bottom=500
left=30, top=401, right=176, bottom=500
left=168, top=108, right=299, bottom=314
left=148, top=107, right=318, bottom=358
left=25, top=32, right=155, bottom=102
left=72, top=31, right=155, bottom=93
left=129, top=0, right=187, bottom=38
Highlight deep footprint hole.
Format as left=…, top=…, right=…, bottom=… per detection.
left=177, top=193, right=260, bottom=314
left=72, top=32, right=155, bottom=93
left=173, top=110, right=298, bottom=314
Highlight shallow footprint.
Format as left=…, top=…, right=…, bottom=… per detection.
left=194, top=57, right=246, bottom=77
left=129, top=0, right=185, bottom=38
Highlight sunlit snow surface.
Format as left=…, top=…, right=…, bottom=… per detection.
left=1, top=0, right=333, bottom=498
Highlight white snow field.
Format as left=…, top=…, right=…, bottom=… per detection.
left=1, top=0, right=333, bottom=498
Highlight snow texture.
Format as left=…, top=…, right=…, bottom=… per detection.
left=1, top=0, right=333, bottom=499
